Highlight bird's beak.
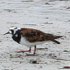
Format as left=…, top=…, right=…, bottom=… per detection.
left=4, top=31, right=10, bottom=35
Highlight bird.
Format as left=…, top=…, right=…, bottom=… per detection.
left=4, top=27, right=62, bottom=55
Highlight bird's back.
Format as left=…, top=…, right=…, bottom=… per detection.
left=20, top=28, right=62, bottom=43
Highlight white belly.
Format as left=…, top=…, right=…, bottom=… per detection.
left=20, top=36, right=46, bottom=47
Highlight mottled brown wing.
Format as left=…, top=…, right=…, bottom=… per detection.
left=20, top=28, right=46, bottom=42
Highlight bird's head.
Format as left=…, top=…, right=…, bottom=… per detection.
left=4, top=27, right=20, bottom=35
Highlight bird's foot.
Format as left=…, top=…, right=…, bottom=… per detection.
left=26, top=53, right=38, bottom=56
left=16, top=50, right=31, bottom=53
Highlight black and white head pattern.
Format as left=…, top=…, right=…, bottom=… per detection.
left=9, top=27, right=21, bottom=43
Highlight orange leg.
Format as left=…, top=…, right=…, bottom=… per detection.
left=16, top=47, right=31, bottom=53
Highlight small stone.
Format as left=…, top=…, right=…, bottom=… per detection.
left=45, top=3, right=50, bottom=5
left=63, top=50, right=69, bottom=52
left=63, top=66, right=70, bottom=69
left=67, top=7, right=70, bottom=9
left=39, top=66, right=43, bottom=68
left=30, top=59, right=38, bottom=64
left=32, top=60, right=37, bottom=64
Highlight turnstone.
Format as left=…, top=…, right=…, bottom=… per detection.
left=4, top=27, right=62, bottom=55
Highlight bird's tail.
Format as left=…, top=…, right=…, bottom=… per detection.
left=52, top=36, right=62, bottom=44
left=54, top=36, right=62, bottom=39
left=52, top=40, right=60, bottom=44
left=45, top=34, right=62, bottom=44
